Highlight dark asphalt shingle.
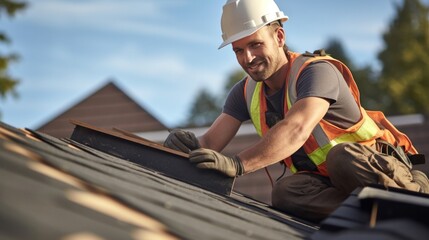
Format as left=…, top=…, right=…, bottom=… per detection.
left=0, top=121, right=316, bottom=240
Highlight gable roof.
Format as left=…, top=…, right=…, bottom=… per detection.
left=36, top=81, right=166, bottom=139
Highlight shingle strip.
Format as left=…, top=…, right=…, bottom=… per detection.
left=69, top=120, right=235, bottom=196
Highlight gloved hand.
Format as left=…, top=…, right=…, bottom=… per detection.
left=164, top=129, right=200, bottom=153
left=189, top=148, right=244, bottom=177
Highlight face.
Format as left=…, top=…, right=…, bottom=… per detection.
left=232, top=25, right=285, bottom=82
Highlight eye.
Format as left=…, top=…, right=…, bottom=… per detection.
left=233, top=48, right=243, bottom=55
left=251, top=42, right=262, bottom=49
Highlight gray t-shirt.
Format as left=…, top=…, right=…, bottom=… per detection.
left=222, top=61, right=361, bottom=169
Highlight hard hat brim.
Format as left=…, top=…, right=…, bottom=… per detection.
left=218, top=16, right=288, bottom=49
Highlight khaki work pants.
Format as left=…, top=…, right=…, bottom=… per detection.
left=271, top=142, right=422, bottom=223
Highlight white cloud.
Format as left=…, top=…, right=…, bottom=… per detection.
left=97, top=44, right=186, bottom=77
left=96, top=44, right=224, bottom=89
left=106, top=20, right=215, bottom=45
left=23, top=0, right=214, bottom=45
left=26, top=0, right=178, bottom=23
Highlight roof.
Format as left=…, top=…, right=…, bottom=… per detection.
left=36, top=81, right=166, bottom=139
left=0, top=120, right=317, bottom=240
left=2, top=120, right=429, bottom=239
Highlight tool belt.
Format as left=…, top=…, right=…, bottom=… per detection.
left=375, top=139, right=425, bottom=170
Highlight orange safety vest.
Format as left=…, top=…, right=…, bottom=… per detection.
left=244, top=51, right=418, bottom=176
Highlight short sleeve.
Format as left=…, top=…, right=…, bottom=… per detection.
left=296, top=60, right=361, bottom=128
left=296, top=61, right=342, bottom=104
left=222, top=79, right=251, bottom=122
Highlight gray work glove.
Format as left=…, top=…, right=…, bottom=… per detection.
left=189, top=148, right=244, bottom=177
left=164, top=129, right=200, bottom=153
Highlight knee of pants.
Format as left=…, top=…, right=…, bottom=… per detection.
left=326, top=142, right=361, bottom=175
left=271, top=174, right=328, bottom=207
left=271, top=174, right=345, bottom=223
left=271, top=175, right=304, bottom=208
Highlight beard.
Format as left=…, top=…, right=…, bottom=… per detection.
left=245, top=59, right=275, bottom=82
left=243, top=55, right=280, bottom=82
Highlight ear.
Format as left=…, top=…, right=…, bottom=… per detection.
left=275, top=27, right=286, bottom=47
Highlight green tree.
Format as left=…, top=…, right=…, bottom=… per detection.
left=325, top=39, right=383, bottom=110
left=183, top=69, right=245, bottom=127
left=324, top=39, right=354, bottom=67
left=0, top=0, right=27, bottom=101
left=223, top=69, right=246, bottom=94
left=185, top=89, right=220, bottom=127
left=378, top=0, right=429, bottom=115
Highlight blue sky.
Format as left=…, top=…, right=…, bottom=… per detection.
left=1, top=0, right=412, bottom=129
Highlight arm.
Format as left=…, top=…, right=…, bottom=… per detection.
left=199, top=113, right=242, bottom=152
left=190, top=63, right=340, bottom=177
left=163, top=113, right=240, bottom=153
left=238, top=96, right=330, bottom=173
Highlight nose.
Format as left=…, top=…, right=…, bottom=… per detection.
left=244, top=49, right=255, bottom=65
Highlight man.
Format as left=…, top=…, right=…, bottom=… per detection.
left=164, top=0, right=428, bottom=222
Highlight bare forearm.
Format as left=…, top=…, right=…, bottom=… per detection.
left=237, top=97, right=330, bottom=173
left=237, top=118, right=309, bottom=172
left=199, top=113, right=241, bottom=152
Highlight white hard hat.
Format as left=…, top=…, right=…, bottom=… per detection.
left=219, top=0, right=288, bottom=49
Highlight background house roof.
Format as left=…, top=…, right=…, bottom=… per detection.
left=36, top=81, right=166, bottom=138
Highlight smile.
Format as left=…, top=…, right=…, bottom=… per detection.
left=247, top=61, right=264, bottom=71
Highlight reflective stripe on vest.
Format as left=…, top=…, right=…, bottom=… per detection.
left=245, top=79, right=263, bottom=136
left=244, top=52, right=382, bottom=175
left=306, top=110, right=381, bottom=167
